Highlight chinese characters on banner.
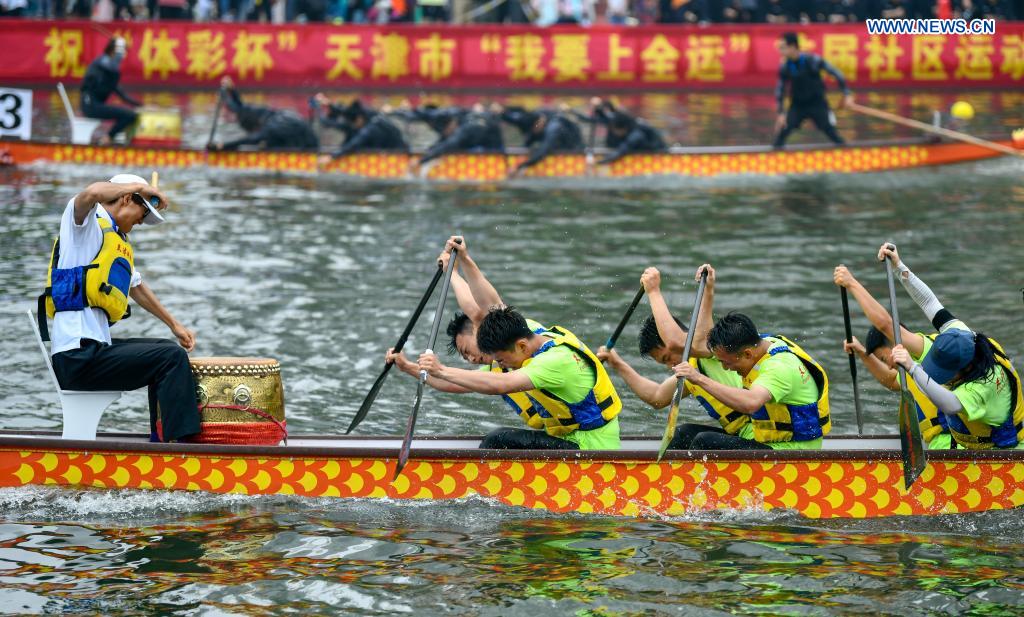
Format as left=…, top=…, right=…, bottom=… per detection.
left=4, top=21, right=1022, bottom=89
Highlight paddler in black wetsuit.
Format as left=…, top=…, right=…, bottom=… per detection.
left=313, top=95, right=408, bottom=164
left=209, top=77, right=319, bottom=152
left=576, top=98, right=668, bottom=166
left=496, top=104, right=583, bottom=178
left=403, top=103, right=505, bottom=172
left=80, top=37, right=141, bottom=145
left=772, top=31, right=854, bottom=149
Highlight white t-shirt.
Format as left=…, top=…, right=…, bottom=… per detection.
left=50, top=197, right=143, bottom=355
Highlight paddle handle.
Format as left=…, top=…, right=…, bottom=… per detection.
left=657, top=269, right=708, bottom=460
left=848, top=102, right=1023, bottom=158
left=419, top=249, right=459, bottom=381
left=673, top=270, right=708, bottom=405
left=884, top=251, right=909, bottom=392
left=605, top=286, right=645, bottom=350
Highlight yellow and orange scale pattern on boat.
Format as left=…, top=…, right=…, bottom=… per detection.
left=1, top=448, right=1023, bottom=519
left=4, top=141, right=1014, bottom=180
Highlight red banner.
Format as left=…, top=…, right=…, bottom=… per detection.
left=1, top=20, right=1022, bottom=89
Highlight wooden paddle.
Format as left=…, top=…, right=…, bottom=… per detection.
left=883, top=247, right=927, bottom=488
left=345, top=263, right=445, bottom=434
left=848, top=102, right=1023, bottom=158
left=605, top=286, right=645, bottom=351
left=656, top=269, right=708, bottom=461
left=840, top=284, right=865, bottom=437
left=205, top=87, right=225, bottom=151
left=394, top=245, right=459, bottom=479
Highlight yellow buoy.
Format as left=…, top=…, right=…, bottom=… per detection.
left=1012, top=128, right=1024, bottom=148
left=951, top=101, right=975, bottom=121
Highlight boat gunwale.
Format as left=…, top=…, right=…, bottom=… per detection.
left=10, top=136, right=1015, bottom=157
left=0, top=431, right=1021, bottom=463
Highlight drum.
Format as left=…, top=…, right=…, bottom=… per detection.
left=131, top=108, right=182, bottom=147
left=189, top=357, right=287, bottom=445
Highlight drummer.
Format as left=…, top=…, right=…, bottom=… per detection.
left=40, top=174, right=200, bottom=442
left=80, top=37, right=141, bottom=145
left=418, top=305, right=622, bottom=451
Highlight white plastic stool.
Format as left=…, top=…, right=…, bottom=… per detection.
left=56, top=82, right=103, bottom=145
left=27, top=311, right=122, bottom=440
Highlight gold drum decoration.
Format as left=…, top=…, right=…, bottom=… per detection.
left=189, top=357, right=286, bottom=446
left=131, top=108, right=182, bottom=147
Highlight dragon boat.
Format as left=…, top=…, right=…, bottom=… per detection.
left=1, top=431, right=1022, bottom=519
left=3, top=138, right=1019, bottom=181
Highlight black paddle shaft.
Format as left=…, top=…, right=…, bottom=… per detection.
left=395, top=247, right=460, bottom=478
left=345, top=264, right=445, bottom=434
left=205, top=88, right=225, bottom=150
left=605, top=286, right=645, bottom=351
left=840, top=285, right=865, bottom=436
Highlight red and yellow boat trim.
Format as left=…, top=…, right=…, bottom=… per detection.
left=1, top=436, right=1022, bottom=519
left=3, top=140, right=1016, bottom=180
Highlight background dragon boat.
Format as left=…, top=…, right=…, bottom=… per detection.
left=1, top=431, right=1022, bottom=520
left=4, top=138, right=1019, bottom=181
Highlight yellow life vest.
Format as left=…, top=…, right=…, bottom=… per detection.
left=686, top=357, right=748, bottom=434
left=946, top=338, right=1024, bottom=449
left=519, top=326, right=622, bottom=438
left=906, top=334, right=950, bottom=444
left=743, top=335, right=831, bottom=443
left=42, top=213, right=134, bottom=326
left=489, top=363, right=545, bottom=430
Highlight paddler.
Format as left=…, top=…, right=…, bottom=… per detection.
left=575, top=98, right=668, bottom=165
left=596, top=267, right=745, bottom=449
left=313, top=95, right=408, bottom=163
left=878, top=244, right=1024, bottom=450
left=672, top=264, right=831, bottom=450
left=387, top=237, right=549, bottom=432
left=495, top=104, right=584, bottom=178
left=400, top=103, right=505, bottom=171
left=418, top=304, right=622, bottom=451
left=772, top=31, right=854, bottom=149
left=80, top=37, right=141, bottom=146
left=39, top=174, right=201, bottom=443
left=833, top=264, right=952, bottom=449
left=209, top=77, right=319, bottom=152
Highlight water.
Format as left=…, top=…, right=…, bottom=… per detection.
left=1, top=95, right=1024, bottom=613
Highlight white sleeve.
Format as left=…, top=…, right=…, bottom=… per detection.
left=64, top=197, right=100, bottom=245
left=897, top=263, right=948, bottom=327
left=908, top=361, right=963, bottom=415
left=130, top=269, right=143, bottom=288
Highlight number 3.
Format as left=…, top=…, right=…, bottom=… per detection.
left=0, top=93, right=23, bottom=131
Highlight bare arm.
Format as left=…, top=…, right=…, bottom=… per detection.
left=389, top=349, right=472, bottom=393
left=446, top=237, right=503, bottom=314
left=72, top=182, right=145, bottom=225
left=420, top=354, right=535, bottom=395
left=129, top=283, right=195, bottom=351
left=859, top=350, right=899, bottom=391
left=674, top=362, right=769, bottom=414
left=601, top=347, right=680, bottom=409
left=834, top=265, right=925, bottom=358
left=642, top=267, right=687, bottom=355
left=689, top=264, right=716, bottom=358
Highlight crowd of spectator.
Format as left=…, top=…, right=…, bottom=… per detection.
left=0, top=0, right=1018, bottom=25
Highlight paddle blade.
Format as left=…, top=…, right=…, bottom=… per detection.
left=898, top=388, right=927, bottom=489
left=656, top=401, right=680, bottom=461
left=346, top=363, right=393, bottom=434
left=393, top=383, right=425, bottom=480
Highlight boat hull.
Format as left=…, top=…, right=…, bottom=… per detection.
left=1, top=434, right=1021, bottom=519
left=3, top=140, right=1017, bottom=180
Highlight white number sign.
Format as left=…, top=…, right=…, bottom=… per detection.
left=0, top=88, right=32, bottom=141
